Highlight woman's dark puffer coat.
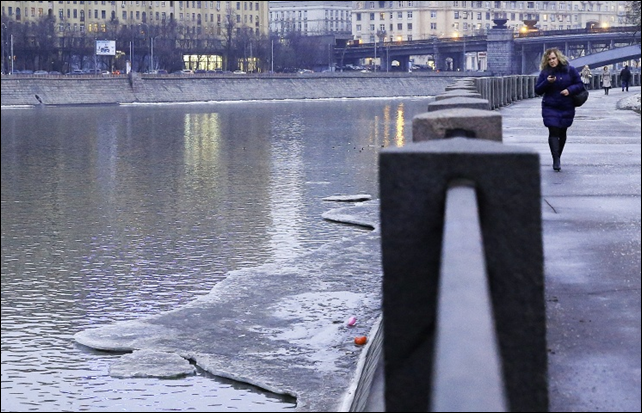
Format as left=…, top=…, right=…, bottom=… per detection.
left=535, top=64, right=583, bottom=128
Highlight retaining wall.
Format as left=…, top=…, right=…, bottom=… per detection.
left=0, top=73, right=473, bottom=106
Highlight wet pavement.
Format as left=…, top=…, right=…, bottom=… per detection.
left=365, top=87, right=641, bottom=412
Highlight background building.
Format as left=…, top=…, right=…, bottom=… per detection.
left=269, top=1, right=352, bottom=37
left=351, top=1, right=631, bottom=43
left=1, top=1, right=269, bottom=73
left=1, top=1, right=269, bottom=37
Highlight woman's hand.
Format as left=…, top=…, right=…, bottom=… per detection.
left=560, top=89, right=570, bottom=96
left=547, top=75, right=556, bottom=83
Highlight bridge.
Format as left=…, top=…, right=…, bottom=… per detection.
left=335, top=26, right=640, bottom=75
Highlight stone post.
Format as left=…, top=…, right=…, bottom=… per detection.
left=487, top=19, right=516, bottom=76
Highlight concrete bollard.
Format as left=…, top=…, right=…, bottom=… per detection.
left=434, top=90, right=483, bottom=101
left=444, top=84, right=478, bottom=92
left=413, top=108, right=502, bottom=142
left=379, top=137, right=547, bottom=412
left=427, top=96, right=491, bottom=112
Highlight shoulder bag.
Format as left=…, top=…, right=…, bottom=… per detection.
left=572, top=84, right=589, bottom=107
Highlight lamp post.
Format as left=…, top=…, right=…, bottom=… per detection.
left=10, top=33, right=13, bottom=75
left=140, top=23, right=155, bottom=72
left=1, top=23, right=5, bottom=74
left=387, top=43, right=390, bottom=73
left=462, top=35, right=466, bottom=72
left=373, top=34, right=377, bottom=72
left=1, top=23, right=12, bottom=75
left=150, top=36, right=155, bottom=72
left=376, top=30, right=387, bottom=72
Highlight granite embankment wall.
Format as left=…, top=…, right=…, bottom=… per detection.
left=0, top=73, right=474, bottom=106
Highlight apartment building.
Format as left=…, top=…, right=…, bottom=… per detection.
left=0, top=1, right=269, bottom=38
left=269, top=1, right=352, bottom=37
left=351, top=1, right=631, bottom=43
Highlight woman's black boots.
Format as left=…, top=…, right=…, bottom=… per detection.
left=548, top=136, right=561, bottom=171
left=559, top=135, right=567, bottom=157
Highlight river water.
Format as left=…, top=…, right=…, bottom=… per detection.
left=1, top=97, right=432, bottom=411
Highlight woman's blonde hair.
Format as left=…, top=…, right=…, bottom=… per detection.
left=540, top=48, right=569, bottom=70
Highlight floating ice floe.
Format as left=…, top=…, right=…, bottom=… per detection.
left=322, top=194, right=372, bottom=202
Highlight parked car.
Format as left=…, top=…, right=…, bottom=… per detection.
left=232, top=70, right=247, bottom=74
left=66, top=69, right=85, bottom=75
left=33, top=70, right=49, bottom=75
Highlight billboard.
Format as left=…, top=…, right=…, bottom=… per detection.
left=96, top=40, right=116, bottom=56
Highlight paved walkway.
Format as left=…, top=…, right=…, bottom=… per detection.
left=366, top=87, right=641, bottom=412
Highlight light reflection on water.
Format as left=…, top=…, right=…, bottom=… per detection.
left=1, top=97, right=431, bottom=411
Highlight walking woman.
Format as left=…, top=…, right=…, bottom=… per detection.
left=601, top=66, right=612, bottom=95
left=580, top=65, right=592, bottom=89
left=535, top=48, right=584, bottom=172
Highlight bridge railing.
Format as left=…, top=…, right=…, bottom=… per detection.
left=378, top=76, right=548, bottom=412
left=517, top=25, right=641, bottom=38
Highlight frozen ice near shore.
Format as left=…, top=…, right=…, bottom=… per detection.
left=74, top=198, right=382, bottom=412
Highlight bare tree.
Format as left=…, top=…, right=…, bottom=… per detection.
left=221, top=4, right=238, bottom=71
left=625, top=1, right=640, bottom=43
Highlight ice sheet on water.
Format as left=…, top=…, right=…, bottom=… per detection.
left=73, top=199, right=383, bottom=412
left=109, top=349, right=196, bottom=378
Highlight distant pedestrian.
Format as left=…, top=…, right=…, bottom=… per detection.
left=620, top=65, right=631, bottom=92
left=580, top=65, right=593, bottom=89
left=601, top=66, right=612, bottom=95
left=535, top=48, right=584, bottom=172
